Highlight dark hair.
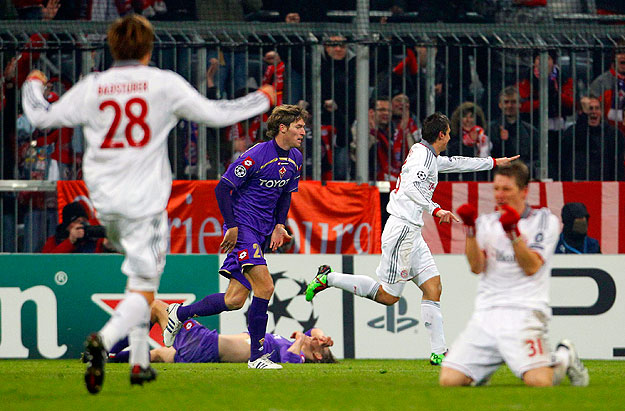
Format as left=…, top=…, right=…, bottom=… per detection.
left=107, top=14, right=154, bottom=61
left=494, top=160, right=530, bottom=189
left=266, top=105, right=308, bottom=138
left=369, top=96, right=390, bottom=109
left=304, top=348, right=338, bottom=364
left=421, top=112, right=450, bottom=144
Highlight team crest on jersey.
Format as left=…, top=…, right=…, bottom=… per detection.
left=242, top=157, right=255, bottom=169
left=238, top=249, right=250, bottom=261
left=278, top=166, right=287, bottom=178
left=416, top=170, right=427, bottom=181
left=234, top=165, right=246, bottom=178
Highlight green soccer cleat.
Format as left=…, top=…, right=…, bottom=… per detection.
left=429, top=351, right=447, bottom=366
left=305, top=265, right=332, bottom=302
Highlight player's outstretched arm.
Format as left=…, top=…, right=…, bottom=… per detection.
left=171, top=72, right=275, bottom=128
left=434, top=209, right=460, bottom=225
left=22, top=69, right=86, bottom=130
left=493, top=155, right=521, bottom=167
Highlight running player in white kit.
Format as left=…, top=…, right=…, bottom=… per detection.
left=306, top=112, right=519, bottom=365
left=21, top=14, right=275, bottom=394
left=440, top=160, right=589, bottom=387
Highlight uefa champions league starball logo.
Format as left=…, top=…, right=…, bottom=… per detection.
left=245, top=271, right=319, bottom=333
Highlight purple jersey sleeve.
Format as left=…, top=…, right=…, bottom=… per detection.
left=264, top=333, right=304, bottom=364
left=222, top=150, right=259, bottom=190
left=285, top=149, right=303, bottom=193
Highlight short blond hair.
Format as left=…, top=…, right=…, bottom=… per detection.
left=107, top=14, right=154, bottom=61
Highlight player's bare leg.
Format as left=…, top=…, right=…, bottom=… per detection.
left=224, top=279, right=251, bottom=310
left=419, top=276, right=447, bottom=365
left=523, top=367, right=554, bottom=387
left=439, top=367, right=473, bottom=386
left=244, top=265, right=282, bottom=369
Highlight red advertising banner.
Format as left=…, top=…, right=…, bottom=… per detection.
left=424, top=181, right=625, bottom=254
left=57, top=180, right=382, bottom=254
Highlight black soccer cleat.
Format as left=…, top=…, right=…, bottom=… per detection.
left=84, top=333, right=107, bottom=395
left=130, top=365, right=157, bottom=386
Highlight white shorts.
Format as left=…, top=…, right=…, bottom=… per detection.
left=442, top=307, right=553, bottom=384
left=99, top=210, right=168, bottom=292
left=375, top=216, right=440, bottom=297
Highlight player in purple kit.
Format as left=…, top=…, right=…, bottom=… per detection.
left=163, top=105, right=306, bottom=369
left=109, top=301, right=335, bottom=364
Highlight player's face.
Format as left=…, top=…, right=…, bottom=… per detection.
left=493, top=174, right=527, bottom=212
left=283, top=118, right=306, bottom=149
left=439, top=126, right=451, bottom=151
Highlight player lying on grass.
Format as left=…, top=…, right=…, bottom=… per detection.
left=108, top=301, right=336, bottom=364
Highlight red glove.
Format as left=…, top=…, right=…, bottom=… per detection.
left=499, top=204, right=521, bottom=240
left=457, top=203, right=477, bottom=236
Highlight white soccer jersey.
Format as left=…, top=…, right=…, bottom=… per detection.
left=474, top=206, right=560, bottom=314
left=22, top=62, right=270, bottom=219
left=387, top=141, right=494, bottom=228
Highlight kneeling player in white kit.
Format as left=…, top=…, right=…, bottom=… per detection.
left=22, top=14, right=275, bottom=394
left=306, top=112, right=519, bottom=365
left=440, top=160, right=589, bottom=387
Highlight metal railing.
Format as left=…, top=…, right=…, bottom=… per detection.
left=2, top=20, right=625, bottom=251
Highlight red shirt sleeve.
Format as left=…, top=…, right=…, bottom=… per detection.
left=41, top=236, right=77, bottom=253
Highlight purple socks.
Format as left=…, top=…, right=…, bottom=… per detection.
left=177, top=293, right=229, bottom=322
left=248, top=296, right=269, bottom=361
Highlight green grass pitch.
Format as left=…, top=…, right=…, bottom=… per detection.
left=1, top=360, right=623, bottom=410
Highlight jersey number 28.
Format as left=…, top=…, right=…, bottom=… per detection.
left=99, top=97, right=151, bottom=148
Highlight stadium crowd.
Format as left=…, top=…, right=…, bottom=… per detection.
left=1, top=1, right=624, bottom=252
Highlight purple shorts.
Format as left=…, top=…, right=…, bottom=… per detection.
left=219, top=225, right=268, bottom=290
left=173, top=320, right=220, bottom=363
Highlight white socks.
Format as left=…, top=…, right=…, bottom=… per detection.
left=421, top=300, right=447, bottom=355
left=327, top=272, right=380, bottom=300
left=129, top=320, right=151, bottom=368
left=99, top=292, right=150, bottom=354
left=552, top=345, right=570, bottom=385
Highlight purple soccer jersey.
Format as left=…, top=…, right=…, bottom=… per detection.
left=221, top=139, right=303, bottom=236
left=264, top=333, right=304, bottom=364
left=172, top=320, right=304, bottom=364
left=173, top=320, right=220, bottom=363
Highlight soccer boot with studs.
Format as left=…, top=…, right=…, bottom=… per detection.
left=163, top=303, right=183, bottom=347
left=248, top=353, right=283, bottom=370
left=305, top=265, right=332, bottom=302
left=556, top=339, right=589, bottom=387
left=429, top=351, right=447, bottom=366
left=84, top=333, right=107, bottom=394
left=130, top=364, right=158, bottom=386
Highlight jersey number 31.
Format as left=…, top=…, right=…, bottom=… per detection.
left=99, top=97, right=151, bottom=148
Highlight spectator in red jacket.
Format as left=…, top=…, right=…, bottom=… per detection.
left=42, top=201, right=110, bottom=253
